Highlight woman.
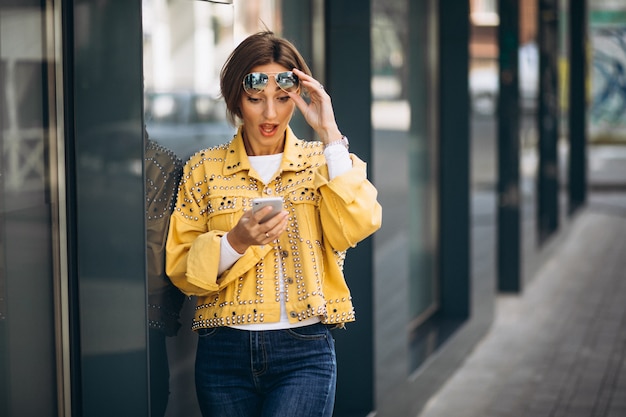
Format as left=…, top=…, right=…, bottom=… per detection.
left=166, top=31, right=381, bottom=417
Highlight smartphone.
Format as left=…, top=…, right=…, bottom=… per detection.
left=252, top=197, right=284, bottom=223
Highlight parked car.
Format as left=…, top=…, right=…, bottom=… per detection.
left=144, top=90, right=235, bottom=160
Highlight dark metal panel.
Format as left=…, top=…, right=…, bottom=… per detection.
left=497, top=0, right=522, bottom=292
left=537, top=0, right=560, bottom=244
left=71, top=0, right=149, bottom=415
left=0, top=34, right=6, bottom=417
left=438, top=0, right=470, bottom=317
left=60, top=1, right=83, bottom=414
left=568, top=0, right=587, bottom=214
left=325, top=1, right=374, bottom=416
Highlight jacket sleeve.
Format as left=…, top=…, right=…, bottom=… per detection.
left=165, top=215, right=221, bottom=296
left=314, top=154, right=382, bottom=251
left=165, top=214, right=273, bottom=296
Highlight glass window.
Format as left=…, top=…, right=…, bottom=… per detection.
left=141, top=2, right=286, bottom=415
left=371, top=0, right=439, bottom=386
left=0, top=3, right=62, bottom=416
left=471, top=0, right=499, bottom=26
left=519, top=3, right=541, bottom=277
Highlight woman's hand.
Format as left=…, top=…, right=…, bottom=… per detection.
left=226, top=207, right=289, bottom=254
left=288, top=68, right=343, bottom=145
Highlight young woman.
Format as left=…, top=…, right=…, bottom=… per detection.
left=166, top=31, right=381, bottom=417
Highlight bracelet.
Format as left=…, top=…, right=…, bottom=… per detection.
left=324, top=135, right=349, bottom=150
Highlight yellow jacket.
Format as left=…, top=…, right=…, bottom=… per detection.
left=165, top=127, right=382, bottom=330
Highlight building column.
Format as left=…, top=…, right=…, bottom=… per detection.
left=325, top=1, right=375, bottom=416
left=568, top=0, right=588, bottom=214
left=439, top=0, right=470, bottom=317
left=497, top=0, right=522, bottom=292
left=537, top=0, right=560, bottom=244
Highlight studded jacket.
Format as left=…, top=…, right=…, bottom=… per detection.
left=165, top=127, right=382, bottom=330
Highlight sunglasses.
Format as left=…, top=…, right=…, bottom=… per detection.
left=242, top=71, right=300, bottom=95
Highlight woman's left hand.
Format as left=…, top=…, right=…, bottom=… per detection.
left=288, top=68, right=343, bottom=144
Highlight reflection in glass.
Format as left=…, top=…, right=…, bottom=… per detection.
left=142, top=1, right=285, bottom=415
left=145, top=131, right=184, bottom=416
left=0, top=4, right=60, bottom=416
left=372, top=3, right=412, bottom=393
left=143, top=0, right=236, bottom=162
left=372, top=0, right=439, bottom=397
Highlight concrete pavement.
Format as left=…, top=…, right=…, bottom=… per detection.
left=416, top=144, right=626, bottom=417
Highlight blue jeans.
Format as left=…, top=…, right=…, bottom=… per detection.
left=195, top=323, right=337, bottom=417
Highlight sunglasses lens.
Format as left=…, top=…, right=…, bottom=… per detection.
left=243, top=72, right=299, bottom=94
left=276, top=72, right=299, bottom=92
left=243, top=72, right=269, bottom=93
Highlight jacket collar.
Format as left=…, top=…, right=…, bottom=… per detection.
left=222, top=126, right=313, bottom=178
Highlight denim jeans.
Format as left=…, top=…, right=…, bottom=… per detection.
left=195, top=323, right=337, bottom=417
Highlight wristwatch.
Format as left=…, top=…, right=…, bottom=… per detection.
left=324, top=135, right=349, bottom=150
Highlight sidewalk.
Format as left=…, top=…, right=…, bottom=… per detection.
left=416, top=144, right=626, bottom=417
left=416, top=206, right=626, bottom=417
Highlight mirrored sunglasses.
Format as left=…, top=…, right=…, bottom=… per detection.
left=242, top=71, right=299, bottom=95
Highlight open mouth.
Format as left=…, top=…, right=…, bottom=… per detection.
left=260, top=124, right=278, bottom=137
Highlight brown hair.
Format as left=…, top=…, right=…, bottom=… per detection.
left=220, top=31, right=312, bottom=125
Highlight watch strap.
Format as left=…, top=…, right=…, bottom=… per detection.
left=324, top=135, right=349, bottom=150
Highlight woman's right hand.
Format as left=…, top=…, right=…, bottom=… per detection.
left=226, top=207, right=289, bottom=254
left=288, top=68, right=342, bottom=145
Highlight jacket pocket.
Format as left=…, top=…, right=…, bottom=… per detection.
left=285, top=186, right=321, bottom=238
left=196, top=327, right=220, bottom=338
left=207, top=195, right=245, bottom=231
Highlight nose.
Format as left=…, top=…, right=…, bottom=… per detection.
left=263, top=98, right=277, bottom=119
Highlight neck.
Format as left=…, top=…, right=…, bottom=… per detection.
left=242, top=130, right=285, bottom=156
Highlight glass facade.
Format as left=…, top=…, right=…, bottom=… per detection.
left=469, top=0, right=497, bottom=311
left=0, top=2, right=63, bottom=415
left=141, top=1, right=306, bottom=415
left=371, top=0, right=440, bottom=381
left=519, top=1, right=541, bottom=280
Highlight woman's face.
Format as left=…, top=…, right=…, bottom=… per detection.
left=239, top=63, right=296, bottom=155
